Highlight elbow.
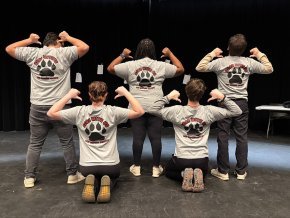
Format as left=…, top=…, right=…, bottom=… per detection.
left=195, top=65, right=203, bottom=72
left=236, top=109, right=242, bottom=116
left=83, top=45, right=90, bottom=54
left=107, top=65, right=114, bottom=74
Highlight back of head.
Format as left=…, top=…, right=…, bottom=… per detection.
left=134, top=38, right=156, bottom=60
left=43, top=32, right=60, bottom=46
left=228, top=33, right=247, bottom=56
left=185, top=78, right=207, bottom=102
left=89, top=81, right=108, bottom=103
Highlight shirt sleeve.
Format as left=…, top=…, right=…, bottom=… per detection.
left=60, top=106, right=82, bottom=125
left=15, top=47, right=38, bottom=63
left=114, top=62, right=130, bottom=81
left=164, top=62, right=177, bottom=78
left=112, top=106, right=130, bottom=124
left=206, top=98, right=242, bottom=122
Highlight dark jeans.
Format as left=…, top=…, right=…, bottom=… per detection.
left=130, top=113, right=163, bottom=167
left=217, top=99, right=248, bottom=174
left=164, top=155, right=209, bottom=182
left=25, top=104, right=78, bottom=178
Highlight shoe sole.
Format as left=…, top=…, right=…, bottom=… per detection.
left=192, top=169, right=204, bottom=193
left=182, top=168, right=194, bottom=192
left=211, top=169, right=229, bottom=181
left=97, top=175, right=111, bottom=203
left=82, top=175, right=95, bottom=203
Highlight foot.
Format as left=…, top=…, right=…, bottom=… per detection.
left=211, top=168, right=229, bottom=181
left=192, top=168, right=204, bottom=192
left=24, top=177, right=36, bottom=188
left=152, top=165, right=163, bottom=178
left=82, top=174, right=95, bottom=203
left=129, top=165, right=141, bottom=176
left=97, top=175, right=111, bottom=203
left=181, top=168, right=194, bottom=192
left=67, top=171, right=86, bottom=184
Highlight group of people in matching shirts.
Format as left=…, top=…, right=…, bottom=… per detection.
left=5, top=31, right=273, bottom=203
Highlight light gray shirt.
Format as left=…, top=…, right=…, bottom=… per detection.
left=149, top=97, right=242, bottom=159
left=114, top=57, right=177, bottom=111
left=16, top=46, right=78, bottom=105
left=60, top=105, right=129, bottom=166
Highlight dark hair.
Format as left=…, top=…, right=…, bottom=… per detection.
left=43, top=32, right=60, bottom=46
left=185, top=78, right=207, bottom=102
left=134, top=38, right=156, bottom=60
left=88, top=81, right=108, bottom=103
left=228, top=34, right=247, bottom=56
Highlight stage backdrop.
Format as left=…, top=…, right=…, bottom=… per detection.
left=1, top=0, right=290, bottom=133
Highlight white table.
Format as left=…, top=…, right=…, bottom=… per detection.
left=255, top=105, right=290, bottom=138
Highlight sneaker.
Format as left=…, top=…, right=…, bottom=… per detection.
left=211, top=168, right=229, bottom=181
left=24, top=177, right=36, bottom=188
left=181, top=168, right=194, bottom=192
left=97, top=175, right=111, bottom=203
left=82, top=174, right=95, bottom=203
left=129, top=165, right=141, bottom=176
left=192, top=168, right=205, bottom=192
left=152, top=165, right=163, bottom=178
left=67, top=171, right=86, bottom=184
left=236, top=171, right=247, bottom=180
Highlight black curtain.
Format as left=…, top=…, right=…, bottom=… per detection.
left=1, top=0, right=290, bottom=132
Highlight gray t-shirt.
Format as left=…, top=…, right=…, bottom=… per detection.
left=208, top=56, right=269, bottom=100
left=149, top=97, right=242, bottom=159
left=60, top=105, right=129, bottom=166
left=15, top=46, right=78, bottom=105
left=114, top=57, right=177, bottom=111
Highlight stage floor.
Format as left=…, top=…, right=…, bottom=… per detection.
left=1, top=127, right=290, bottom=218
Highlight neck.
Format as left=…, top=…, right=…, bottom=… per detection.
left=92, top=101, right=104, bottom=108
left=187, top=100, right=199, bottom=108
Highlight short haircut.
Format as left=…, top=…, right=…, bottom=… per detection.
left=185, top=78, right=207, bottom=102
left=43, top=32, right=60, bottom=46
left=228, top=33, right=247, bottom=56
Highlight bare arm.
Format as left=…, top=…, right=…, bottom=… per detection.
left=47, top=89, right=82, bottom=120
left=59, top=31, right=89, bottom=58
left=5, top=33, right=41, bottom=58
left=107, top=48, right=132, bottom=74
left=195, top=48, right=223, bottom=72
left=114, top=86, right=144, bottom=119
left=162, top=47, right=185, bottom=76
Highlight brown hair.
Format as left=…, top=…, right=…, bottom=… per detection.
left=185, top=78, right=207, bottom=102
left=228, top=33, right=247, bottom=56
left=88, top=81, right=108, bottom=103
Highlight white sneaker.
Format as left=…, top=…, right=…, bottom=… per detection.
left=211, top=168, right=229, bottom=181
left=236, top=172, right=247, bottom=180
left=152, top=165, right=163, bottom=178
left=129, top=165, right=141, bottom=176
left=24, top=177, right=36, bottom=188
left=67, top=171, right=85, bottom=184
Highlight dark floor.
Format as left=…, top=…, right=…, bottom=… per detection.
left=1, top=127, right=290, bottom=218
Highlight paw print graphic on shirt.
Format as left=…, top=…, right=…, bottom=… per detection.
left=37, top=59, right=56, bottom=76
left=184, top=122, right=203, bottom=137
left=137, top=70, right=154, bottom=87
left=227, top=67, right=245, bottom=85
left=85, top=122, right=107, bottom=141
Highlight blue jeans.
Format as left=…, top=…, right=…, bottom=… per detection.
left=25, top=104, right=78, bottom=178
left=217, top=99, right=249, bottom=175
